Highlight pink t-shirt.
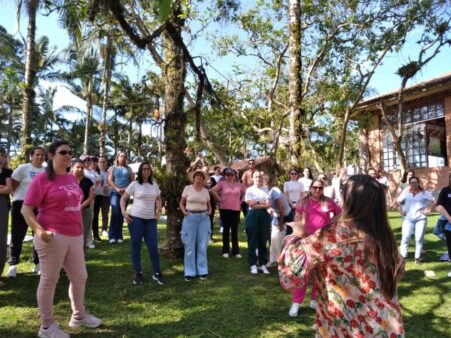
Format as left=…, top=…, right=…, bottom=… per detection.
left=24, top=172, right=83, bottom=236
left=295, top=197, right=341, bottom=235
left=217, top=181, right=245, bottom=211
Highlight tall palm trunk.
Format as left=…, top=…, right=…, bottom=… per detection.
left=159, top=18, right=188, bottom=258
left=83, top=79, right=93, bottom=154
left=99, top=34, right=113, bottom=156
left=21, top=0, right=39, bottom=153
left=7, top=103, right=14, bottom=154
left=288, top=0, right=302, bottom=165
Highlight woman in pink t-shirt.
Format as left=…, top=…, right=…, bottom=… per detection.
left=21, top=141, right=102, bottom=338
left=211, top=167, right=245, bottom=258
left=288, top=179, right=341, bottom=318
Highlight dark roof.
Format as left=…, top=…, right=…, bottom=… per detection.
left=230, top=157, right=271, bottom=171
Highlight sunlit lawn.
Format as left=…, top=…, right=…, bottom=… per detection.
left=0, top=212, right=450, bottom=337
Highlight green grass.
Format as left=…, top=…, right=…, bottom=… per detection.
left=1, top=212, right=450, bottom=337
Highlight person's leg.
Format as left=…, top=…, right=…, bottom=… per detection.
left=109, top=192, right=120, bottom=240
left=0, top=198, right=9, bottom=277
left=92, top=195, right=101, bottom=240
left=245, top=210, right=258, bottom=267
left=220, top=209, right=231, bottom=254
left=82, top=208, right=91, bottom=247
left=257, top=211, right=271, bottom=266
left=292, top=281, right=308, bottom=303
left=444, top=229, right=451, bottom=259
left=209, top=200, right=216, bottom=238
left=230, top=210, right=241, bottom=255
left=269, top=223, right=285, bottom=264
left=414, top=218, right=428, bottom=260
left=399, top=218, right=414, bottom=258
left=196, top=213, right=211, bottom=275
left=128, top=217, right=144, bottom=273
left=9, top=200, right=27, bottom=266
left=34, top=233, right=68, bottom=328
left=241, top=201, right=248, bottom=218
left=117, top=199, right=127, bottom=241
left=143, top=218, right=161, bottom=274
left=181, top=214, right=197, bottom=277
left=61, top=234, right=88, bottom=321
left=100, top=196, right=110, bottom=232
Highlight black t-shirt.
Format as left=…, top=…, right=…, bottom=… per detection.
left=79, top=177, right=94, bottom=207
left=0, top=167, right=12, bottom=185
left=437, top=186, right=451, bottom=215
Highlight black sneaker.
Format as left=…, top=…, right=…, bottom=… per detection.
left=133, top=272, right=144, bottom=285
left=152, top=273, right=166, bottom=285
left=184, top=275, right=193, bottom=282
left=199, top=274, right=208, bottom=280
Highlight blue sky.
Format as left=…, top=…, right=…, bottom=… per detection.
left=1, top=1, right=450, bottom=106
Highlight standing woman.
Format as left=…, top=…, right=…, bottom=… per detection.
left=120, top=162, right=166, bottom=286
left=0, top=146, right=12, bottom=285
left=283, top=168, right=305, bottom=231
left=279, top=175, right=404, bottom=337
left=71, top=160, right=96, bottom=249
left=289, top=179, right=341, bottom=317
left=7, top=146, right=45, bottom=278
left=397, top=176, right=435, bottom=264
left=210, top=167, right=245, bottom=258
left=108, top=152, right=135, bottom=243
left=93, top=156, right=110, bottom=239
left=21, top=141, right=101, bottom=338
left=179, top=169, right=212, bottom=281
left=298, top=167, right=313, bottom=191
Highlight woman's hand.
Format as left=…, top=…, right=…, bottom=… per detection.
left=38, top=229, right=55, bottom=243
left=156, top=209, right=162, bottom=221
left=122, top=210, right=132, bottom=224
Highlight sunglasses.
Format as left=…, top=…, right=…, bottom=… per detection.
left=290, top=172, right=298, bottom=175
left=226, top=173, right=234, bottom=176
left=57, top=150, right=72, bottom=156
left=249, top=162, right=255, bottom=165
left=311, top=186, right=324, bottom=190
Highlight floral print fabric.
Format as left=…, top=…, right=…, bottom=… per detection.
left=279, top=222, right=404, bottom=338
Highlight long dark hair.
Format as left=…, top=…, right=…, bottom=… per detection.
left=341, top=174, right=399, bottom=299
left=29, top=146, right=45, bottom=159
left=303, top=167, right=313, bottom=179
left=401, top=169, right=415, bottom=184
left=299, top=179, right=327, bottom=209
left=137, top=162, right=153, bottom=185
left=46, top=141, right=71, bottom=180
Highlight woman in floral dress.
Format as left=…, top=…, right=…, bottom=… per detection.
left=279, top=174, right=404, bottom=337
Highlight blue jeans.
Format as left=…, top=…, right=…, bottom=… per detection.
left=109, top=192, right=126, bottom=240
left=128, top=217, right=161, bottom=274
left=180, top=212, right=211, bottom=277
left=400, top=217, right=427, bottom=259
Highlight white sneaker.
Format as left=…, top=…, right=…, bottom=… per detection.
left=222, top=253, right=229, bottom=258
left=7, top=265, right=17, bottom=278
left=86, top=243, right=96, bottom=249
left=38, top=322, right=69, bottom=338
left=258, top=265, right=270, bottom=274
left=69, top=313, right=102, bottom=328
left=235, top=254, right=242, bottom=258
left=109, top=239, right=116, bottom=244
left=117, top=239, right=124, bottom=243
left=101, top=230, right=108, bottom=238
left=250, top=265, right=258, bottom=275
left=289, top=302, right=300, bottom=317
left=448, top=271, right=451, bottom=277
left=219, top=227, right=224, bottom=234
left=33, top=264, right=41, bottom=275
left=310, top=300, right=317, bottom=310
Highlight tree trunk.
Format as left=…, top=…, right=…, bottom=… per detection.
left=159, top=15, right=188, bottom=259
left=7, top=104, right=14, bottom=154
left=288, top=0, right=302, bottom=165
left=99, top=34, right=113, bottom=156
left=127, top=108, right=133, bottom=158
left=21, top=0, right=39, bottom=155
left=83, top=80, right=93, bottom=154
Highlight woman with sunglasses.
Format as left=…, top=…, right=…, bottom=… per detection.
left=283, top=168, right=305, bottom=221
left=21, top=141, right=101, bottom=338
left=120, top=163, right=165, bottom=285
left=280, top=175, right=404, bottom=337
left=288, top=179, right=341, bottom=317
left=210, top=167, right=245, bottom=258
left=396, top=176, right=435, bottom=264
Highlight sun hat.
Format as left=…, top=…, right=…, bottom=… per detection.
left=188, top=169, right=210, bottom=185
left=80, top=154, right=91, bottom=162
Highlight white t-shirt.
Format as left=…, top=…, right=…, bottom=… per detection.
left=397, top=189, right=434, bottom=221
left=126, top=181, right=161, bottom=219
left=245, top=185, right=269, bottom=210
left=12, top=163, right=46, bottom=201
left=84, top=168, right=99, bottom=186
left=377, top=175, right=389, bottom=187
left=298, top=177, right=313, bottom=191
left=283, top=180, right=304, bottom=204
left=97, top=170, right=110, bottom=196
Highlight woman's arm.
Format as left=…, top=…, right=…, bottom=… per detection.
left=155, top=195, right=163, bottom=220
left=120, top=191, right=132, bottom=223
left=210, top=185, right=222, bottom=204
left=81, top=186, right=95, bottom=209
left=0, top=177, right=12, bottom=195
left=179, top=196, right=189, bottom=216
left=11, top=178, right=20, bottom=194
left=21, top=204, right=54, bottom=243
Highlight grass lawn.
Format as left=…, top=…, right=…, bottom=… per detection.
left=1, top=212, right=450, bottom=337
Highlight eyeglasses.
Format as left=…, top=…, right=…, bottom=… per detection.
left=311, top=186, right=324, bottom=190
left=57, top=150, right=72, bottom=156
left=249, top=162, right=255, bottom=165
left=410, top=181, right=419, bottom=184
left=318, top=176, right=326, bottom=180
left=290, top=172, right=298, bottom=175
left=142, top=168, right=151, bottom=171
left=226, top=173, right=234, bottom=176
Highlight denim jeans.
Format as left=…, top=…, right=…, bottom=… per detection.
left=128, top=216, right=161, bottom=274
left=245, top=209, right=271, bottom=267
left=180, top=212, right=211, bottom=277
left=400, top=217, right=427, bottom=259
left=109, top=192, right=126, bottom=240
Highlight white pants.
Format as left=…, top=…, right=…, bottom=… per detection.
left=269, top=224, right=286, bottom=263
left=400, top=217, right=427, bottom=259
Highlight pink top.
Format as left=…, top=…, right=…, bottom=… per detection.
left=217, top=181, right=245, bottom=211
left=24, top=172, right=83, bottom=236
left=295, top=197, right=341, bottom=235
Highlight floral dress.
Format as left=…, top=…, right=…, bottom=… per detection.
left=279, top=222, right=404, bottom=338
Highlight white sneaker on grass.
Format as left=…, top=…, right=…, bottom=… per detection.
left=69, top=313, right=102, bottom=328
left=38, top=323, right=69, bottom=338
left=101, top=230, right=108, bottom=238
left=289, top=302, right=300, bottom=317
left=258, top=265, right=270, bottom=274
left=250, top=265, right=258, bottom=275
left=117, top=239, right=124, bottom=244
left=7, top=265, right=17, bottom=278
left=32, top=263, right=41, bottom=274
left=222, top=253, right=229, bottom=258
left=310, top=300, right=317, bottom=310
left=86, top=243, right=96, bottom=249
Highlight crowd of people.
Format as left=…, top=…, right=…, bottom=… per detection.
left=1, top=143, right=450, bottom=337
